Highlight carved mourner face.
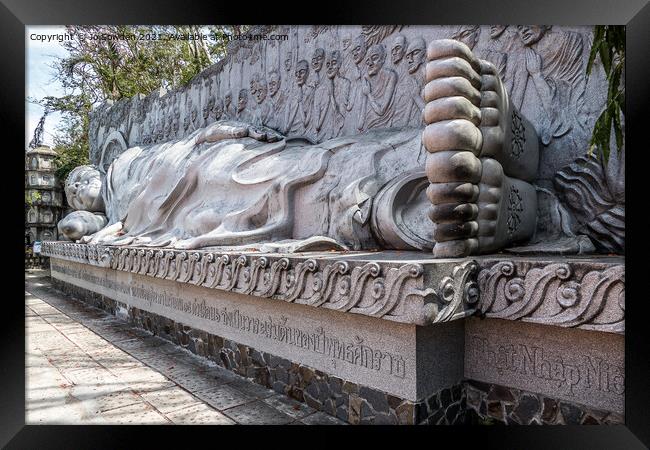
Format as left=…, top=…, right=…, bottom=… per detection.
left=214, top=99, right=224, bottom=118
left=311, top=48, right=325, bottom=73
left=252, top=78, right=268, bottom=104
left=490, top=25, right=508, bottom=38
left=517, top=25, right=550, bottom=46
left=295, top=60, right=309, bottom=87
left=268, top=71, right=281, bottom=97
left=391, top=35, right=407, bottom=64
left=284, top=52, right=292, bottom=72
left=365, top=44, right=386, bottom=77
left=453, top=26, right=480, bottom=50
left=351, top=35, right=367, bottom=65
left=238, top=89, right=248, bottom=112
left=225, top=93, right=232, bottom=107
left=326, top=51, right=341, bottom=79
left=405, top=38, right=426, bottom=74
left=65, top=165, right=103, bottom=211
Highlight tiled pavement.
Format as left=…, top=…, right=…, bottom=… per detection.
left=25, top=269, right=346, bottom=425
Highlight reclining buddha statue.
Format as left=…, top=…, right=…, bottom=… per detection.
left=58, top=39, right=540, bottom=258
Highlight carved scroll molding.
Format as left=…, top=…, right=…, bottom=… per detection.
left=42, top=242, right=480, bottom=326
left=476, top=259, right=625, bottom=334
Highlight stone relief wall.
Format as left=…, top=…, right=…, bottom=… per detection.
left=88, top=25, right=609, bottom=181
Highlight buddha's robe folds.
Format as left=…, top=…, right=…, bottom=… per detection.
left=94, top=120, right=425, bottom=251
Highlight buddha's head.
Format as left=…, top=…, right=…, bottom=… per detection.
left=65, top=165, right=104, bottom=212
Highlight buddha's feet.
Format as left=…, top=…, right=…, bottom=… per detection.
left=423, top=39, right=539, bottom=257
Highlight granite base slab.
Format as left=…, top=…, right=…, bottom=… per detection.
left=49, top=258, right=465, bottom=403
left=465, top=317, right=624, bottom=415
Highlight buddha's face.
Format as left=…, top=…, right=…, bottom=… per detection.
left=268, top=73, right=281, bottom=97
left=65, top=166, right=104, bottom=212
left=490, top=25, right=508, bottom=38
left=295, top=61, right=309, bottom=86
left=405, top=39, right=426, bottom=74
left=326, top=52, right=341, bottom=79
left=366, top=45, right=385, bottom=77
left=311, top=49, right=325, bottom=73
left=238, top=90, right=248, bottom=112
left=391, top=36, right=406, bottom=64
left=517, top=25, right=548, bottom=46
left=351, top=36, right=367, bottom=65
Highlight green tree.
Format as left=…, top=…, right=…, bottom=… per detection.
left=586, top=25, right=625, bottom=166
left=34, top=25, right=240, bottom=181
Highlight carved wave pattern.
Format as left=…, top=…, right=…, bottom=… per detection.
left=41, top=242, right=479, bottom=326
left=477, top=260, right=625, bottom=334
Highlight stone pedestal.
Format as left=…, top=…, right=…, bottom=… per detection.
left=42, top=242, right=625, bottom=425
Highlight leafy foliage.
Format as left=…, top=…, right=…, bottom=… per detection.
left=35, top=25, right=240, bottom=181
left=25, top=190, right=42, bottom=207
left=586, top=25, right=625, bottom=165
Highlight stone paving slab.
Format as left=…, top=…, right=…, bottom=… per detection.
left=24, top=269, right=348, bottom=425
left=222, top=400, right=295, bottom=425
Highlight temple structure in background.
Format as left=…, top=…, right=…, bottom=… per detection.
left=25, top=146, right=64, bottom=259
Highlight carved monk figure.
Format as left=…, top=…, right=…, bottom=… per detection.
left=250, top=74, right=272, bottom=127
left=214, top=99, right=224, bottom=122
left=267, top=69, right=287, bottom=131
left=308, top=48, right=325, bottom=89
left=171, top=105, right=180, bottom=139
left=313, top=50, right=350, bottom=141
left=284, top=60, right=313, bottom=136
left=359, top=44, right=397, bottom=131
left=346, top=35, right=368, bottom=132
left=223, top=91, right=236, bottom=119
left=284, top=51, right=292, bottom=73
left=203, top=97, right=216, bottom=126
left=390, top=35, right=413, bottom=127
left=516, top=25, right=586, bottom=145
left=402, top=37, right=426, bottom=126
left=235, top=88, right=252, bottom=123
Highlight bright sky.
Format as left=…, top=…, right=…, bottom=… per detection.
left=25, top=25, right=68, bottom=148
